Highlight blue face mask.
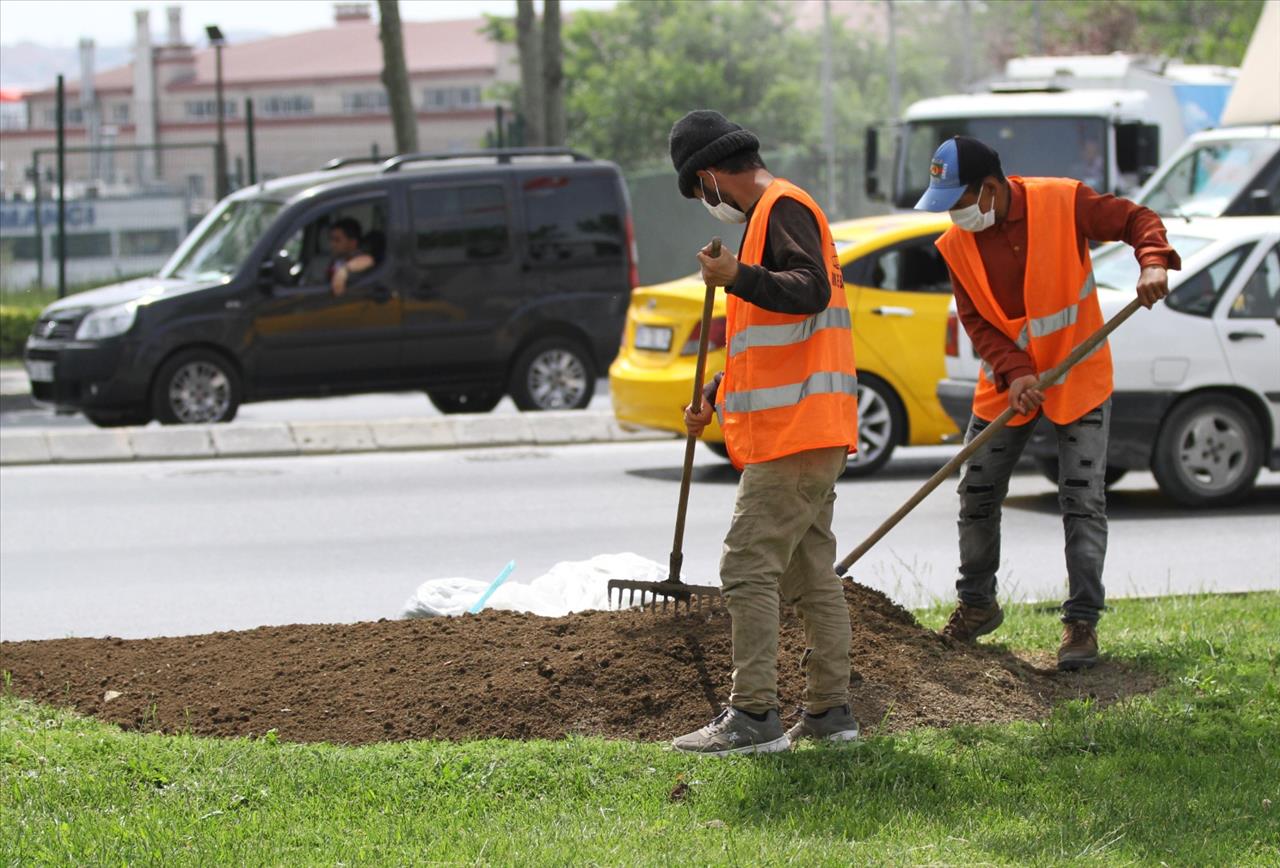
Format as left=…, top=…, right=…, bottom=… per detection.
left=699, top=173, right=747, bottom=224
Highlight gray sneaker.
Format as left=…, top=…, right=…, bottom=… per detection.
left=786, top=705, right=860, bottom=743
left=671, top=708, right=790, bottom=756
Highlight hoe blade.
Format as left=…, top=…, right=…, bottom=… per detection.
left=606, top=578, right=722, bottom=613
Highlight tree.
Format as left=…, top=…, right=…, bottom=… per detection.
left=543, top=0, right=565, bottom=146
left=377, top=0, right=419, bottom=154
left=516, top=0, right=545, bottom=147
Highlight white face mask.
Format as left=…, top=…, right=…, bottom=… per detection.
left=949, top=186, right=996, bottom=233
left=699, top=173, right=747, bottom=224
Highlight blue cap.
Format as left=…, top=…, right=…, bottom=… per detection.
left=913, top=138, right=967, bottom=212
left=913, top=136, right=1003, bottom=212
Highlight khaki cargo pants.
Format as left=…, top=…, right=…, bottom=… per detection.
left=720, top=445, right=851, bottom=715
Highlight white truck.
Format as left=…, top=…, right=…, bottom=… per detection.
left=866, top=53, right=1237, bottom=208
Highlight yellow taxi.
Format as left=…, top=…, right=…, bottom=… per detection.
left=609, top=212, right=959, bottom=475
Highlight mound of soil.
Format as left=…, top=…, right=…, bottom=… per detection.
left=0, top=583, right=1159, bottom=744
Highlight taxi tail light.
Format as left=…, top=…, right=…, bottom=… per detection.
left=681, top=316, right=727, bottom=356
left=945, top=311, right=959, bottom=357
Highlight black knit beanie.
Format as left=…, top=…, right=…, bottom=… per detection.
left=669, top=110, right=761, bottom=199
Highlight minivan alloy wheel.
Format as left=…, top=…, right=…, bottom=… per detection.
left=168, top=361, right=233, bottom=424
left=526, top=348, right=589, bottom=410
left=844, top=375, right=903, bottom=477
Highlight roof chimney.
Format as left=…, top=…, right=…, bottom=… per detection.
left=334, top=3, right=372, bottom=25
left=166, top=5, right=184, bottom=46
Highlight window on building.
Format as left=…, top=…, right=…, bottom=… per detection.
left=112, top=103, right=130, bottom=123
left=119, top=228, right=181, bottom=257
left=186, top=174, right=206, bottom=198
left=185, top=100, right=238, bottom=120
left=52, top=232, right=112, bottom=259
left=0, top=236, right=42, bottom=261
left=342, top=90, right=389, bottom=114
left=411, top=183, right=510, bottom=265
left=259, top=95, right=314, bottom=118
left=522, top=174, right=624, bottom=265
left=42, top=107, right=85, bottom=127
left=422, top=86, right=482, bottom=113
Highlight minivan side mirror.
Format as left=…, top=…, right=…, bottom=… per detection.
left=1116, top=122, right=1160, bottom=183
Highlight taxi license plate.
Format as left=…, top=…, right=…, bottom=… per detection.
left=26, top=360, right=54, bottom=382
left=634, top=325, right=672, bottom=352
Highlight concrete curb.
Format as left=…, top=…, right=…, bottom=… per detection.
left=0, top=411, right=676, bottom=467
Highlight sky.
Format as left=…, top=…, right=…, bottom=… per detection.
left=0, top=0, right=619, bottom=47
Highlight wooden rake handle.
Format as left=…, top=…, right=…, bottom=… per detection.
left=835, top=295, right=1146, bottom=577
left=669, top=237, right=722, bottom=583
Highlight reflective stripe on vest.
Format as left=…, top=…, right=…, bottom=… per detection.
left=728, top=307, right=852, bottom=357
left=1028, top=273, right=1096, bottom=339
left=724, top=371, right=859, bottom=413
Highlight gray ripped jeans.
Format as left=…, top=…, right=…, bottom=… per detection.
left=956, top=399, right=1110, bottom=624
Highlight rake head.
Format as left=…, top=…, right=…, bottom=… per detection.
left=606, top=577, right=722, bottom=613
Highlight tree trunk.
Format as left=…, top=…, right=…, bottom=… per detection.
left=516, top=0, right=544, bottom=147
left=542, top=0, right=565, bottom=146
left=377, top=0, right=419, bottom=154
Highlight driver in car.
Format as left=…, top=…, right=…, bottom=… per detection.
left=328, top=217, right=376, bottom=296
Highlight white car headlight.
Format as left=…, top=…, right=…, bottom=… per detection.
left=75, top=302, right=139, bottom=341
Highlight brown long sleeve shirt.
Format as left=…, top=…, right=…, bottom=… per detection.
left=950, top=179, right=1182, bottom=389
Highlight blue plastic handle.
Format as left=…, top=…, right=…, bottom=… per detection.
left=468, top=560, right=516, bottom=614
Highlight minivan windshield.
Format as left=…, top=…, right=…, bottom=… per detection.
left=1140, top=138, right=1280, bottom=217
left=160, top=198, right=283, bottom=282
left=900, top=117, right=1108, bottom=208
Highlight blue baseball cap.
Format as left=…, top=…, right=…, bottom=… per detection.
left=913, top=136, right=1003, bottom=212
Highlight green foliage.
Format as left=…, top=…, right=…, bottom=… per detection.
left=0, top=306, right=40, bottom=358
left=3, top=593, right=1278, bottom=864
left=986, top=0, right=1265, bottom=67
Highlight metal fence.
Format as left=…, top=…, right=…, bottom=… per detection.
left=0, top=142, right=219, bottom=296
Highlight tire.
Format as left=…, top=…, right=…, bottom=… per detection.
left=84, top=409, right=152, bottom=428
left=1035, top=456, right=1128, bottom=488
left=509, top=337, right=595, bottom=411
left=844, top=374, right=904, bottom=478
left=1152, top=393, right=1262, bottom=508
left=426, top=388, right=503, bottom=415
left=151, top=349, right=241, bottom=425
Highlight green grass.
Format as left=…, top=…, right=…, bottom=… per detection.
left=3, top=593, right=1277, bottom=865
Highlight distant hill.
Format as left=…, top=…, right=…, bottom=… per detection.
left=0, top=31, right=270, bottom=93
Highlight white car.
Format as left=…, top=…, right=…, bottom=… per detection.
left=938, top=217, right=1280, bottom=507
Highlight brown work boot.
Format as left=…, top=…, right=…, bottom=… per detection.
left=1057, top=620, right=1099, bottom=671
left=939, top=602, right=1004, bottom=643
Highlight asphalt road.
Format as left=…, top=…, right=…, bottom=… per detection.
left=3, top=441, right=1278, bottom=641
left=0, top=380, right=614, bottom=429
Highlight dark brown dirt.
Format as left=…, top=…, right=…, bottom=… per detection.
left=0, top=583, right=1160, bottom=744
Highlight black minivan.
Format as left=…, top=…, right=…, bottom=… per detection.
left=24, top=148, right=637, bottom=426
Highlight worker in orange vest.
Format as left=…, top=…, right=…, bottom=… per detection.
left=916, top=136, right=1178, bottom=669
left=666, top=110, right=860, bottom=755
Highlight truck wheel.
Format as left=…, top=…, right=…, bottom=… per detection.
left=845, top=374, right=903, bottom=478
left=84, top=409, right=153, bottom=428
left=1152, top=394, right=1262, bottom=507
left=509, top=337, right=595, bottom=411
left=1035, top=456, right=1128, bottom=488
left=426, top=388, right=503, bottom=414
left=151, top=349, right=241, bottom=425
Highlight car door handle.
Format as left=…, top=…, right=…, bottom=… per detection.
left=871, top=306, right=914, bottom=317
left=1228, top=331, right=1264, bottom=341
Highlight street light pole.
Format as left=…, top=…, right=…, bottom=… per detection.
left=206, top=25, right=228, bottom=200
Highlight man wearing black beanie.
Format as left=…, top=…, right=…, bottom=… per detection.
left=667, top=110, right=861, bottom=756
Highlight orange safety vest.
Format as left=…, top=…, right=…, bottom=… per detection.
left=935, top=176, right=1113, bottom=426
left=719, top=179, right=859, bottom=468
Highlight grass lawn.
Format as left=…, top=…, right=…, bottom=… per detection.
left=3, top=592, right=1277, bottom=865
